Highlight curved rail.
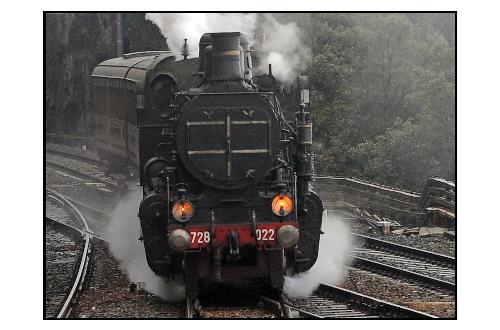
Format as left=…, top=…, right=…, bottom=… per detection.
left=46, top=188, right=93, bottom=318
left=55, top=193, right=112, bottom=224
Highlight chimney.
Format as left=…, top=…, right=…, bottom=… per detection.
left=210, top=32, right=243, bottom=81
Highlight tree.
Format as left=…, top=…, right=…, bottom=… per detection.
left=306, top=13, right=455, bottom=190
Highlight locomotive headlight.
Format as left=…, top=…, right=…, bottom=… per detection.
left=277, top=225, right=299, bottom=248
left=168, top=229, right=190, bottom=252
left=172, top=200, right=195, bottom=222
left=271, top=194, right=293, bottom=217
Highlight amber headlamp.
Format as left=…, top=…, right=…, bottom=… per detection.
left=271, top=194, right=293, bottom=216
left=171, top=200, right=195, bottom=222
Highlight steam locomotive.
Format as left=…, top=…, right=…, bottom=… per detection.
left=91, top=32, right=323, bottom=298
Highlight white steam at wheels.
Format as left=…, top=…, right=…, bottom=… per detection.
left=105, top=189, right=185, bottom=301
left=284, top=212, right=352, bottom=298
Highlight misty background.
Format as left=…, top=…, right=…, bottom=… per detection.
left=45, top=13, right=455, bottom=191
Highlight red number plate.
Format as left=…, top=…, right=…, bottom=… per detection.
left=183, top=222, right=297, bottom=249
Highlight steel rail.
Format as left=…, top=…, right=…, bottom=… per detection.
left=229, top=288, right=316, bottom=318
left=352, top=233, right=456, bottom=267
left=243, top=290, right=318, bottom=318
left=46, top=147, right=102, bottom=167
left=61, top=195, right=112, bottom=222
left=250, top=284, right=435, bottom=318
left=46, top=189, right=93, bottom=318
left=185, top=296, right=195, bottom=318
left=45, top=216, right=108, bottom=243
left=350, top=255, right=455, bottom=292
left=46, top=160, right=117, bottom=192
left=316, top=283, right=437, bottom=319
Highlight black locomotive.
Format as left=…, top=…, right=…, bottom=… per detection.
left=91, top=32, right=323, bottom=298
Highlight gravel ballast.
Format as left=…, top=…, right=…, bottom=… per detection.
left=74, top=243, right=183, bottom=318
left=341, top=269, right=455, bottom=318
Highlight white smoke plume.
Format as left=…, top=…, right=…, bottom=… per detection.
left=145, top=13, right=256, bottom=57
left=283, top=212, right=352, bottom=298
left=258, top=14, right=311, bottom=84
left=145, top=13, right=310, bottom=84
left=106, top=189, right=185, bottom=301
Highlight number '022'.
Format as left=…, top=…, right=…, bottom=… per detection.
left=255, top=228, right=275, bottom=241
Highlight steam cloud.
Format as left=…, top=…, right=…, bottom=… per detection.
left=105, top=191, right=349, bottom=300
left=284, top=212, right=352, bottom=298
left=145, top=13, right=310, bottom=84
left=106, top=189, right=185, bottom=301
left=257, top=14, right=311, bottom=84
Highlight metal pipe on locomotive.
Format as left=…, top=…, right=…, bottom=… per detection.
left=91, top=32, right=323, bottom=299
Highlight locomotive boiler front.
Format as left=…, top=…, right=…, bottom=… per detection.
left=177, top=32, right=280, bottom=190
left=176, top=95, right=280, bottom=190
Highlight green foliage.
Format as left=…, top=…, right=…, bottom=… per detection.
left=303, top=13, right=455, bottom=190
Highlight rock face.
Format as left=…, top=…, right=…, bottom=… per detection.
left=45, top=13, right=168, bottom=135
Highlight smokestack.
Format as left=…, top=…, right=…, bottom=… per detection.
left=210, top=32, right=243, bottom=81
left=116, top=13, right=124, bottom=57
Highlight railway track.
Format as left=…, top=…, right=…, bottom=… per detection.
left=184, top=283, right=435, bottom=319
left=46, top=191, right=452, bottom=318
left=45, top=189, right=93, bottom=318
left=46, top=147, right=102, bottom=167
left=46, top=144, right=137, bottom=184
left=51, top=192, right=112, bottom=236
left=184, top=286, right=281, bottom=318
left=351, top=233, right=455, bottom=291
left=350, top=256, right=455, bottom=293
left=46, top=160, right=118, bottom=193
left=250, top=284, right=436, bottom=319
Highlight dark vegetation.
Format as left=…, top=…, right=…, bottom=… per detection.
left=281, top=13, right=455, bottom=191
left=45, top=13, right=455, bottom=191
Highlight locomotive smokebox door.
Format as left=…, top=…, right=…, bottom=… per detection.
left=177, top=95, right=280, bottom=190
